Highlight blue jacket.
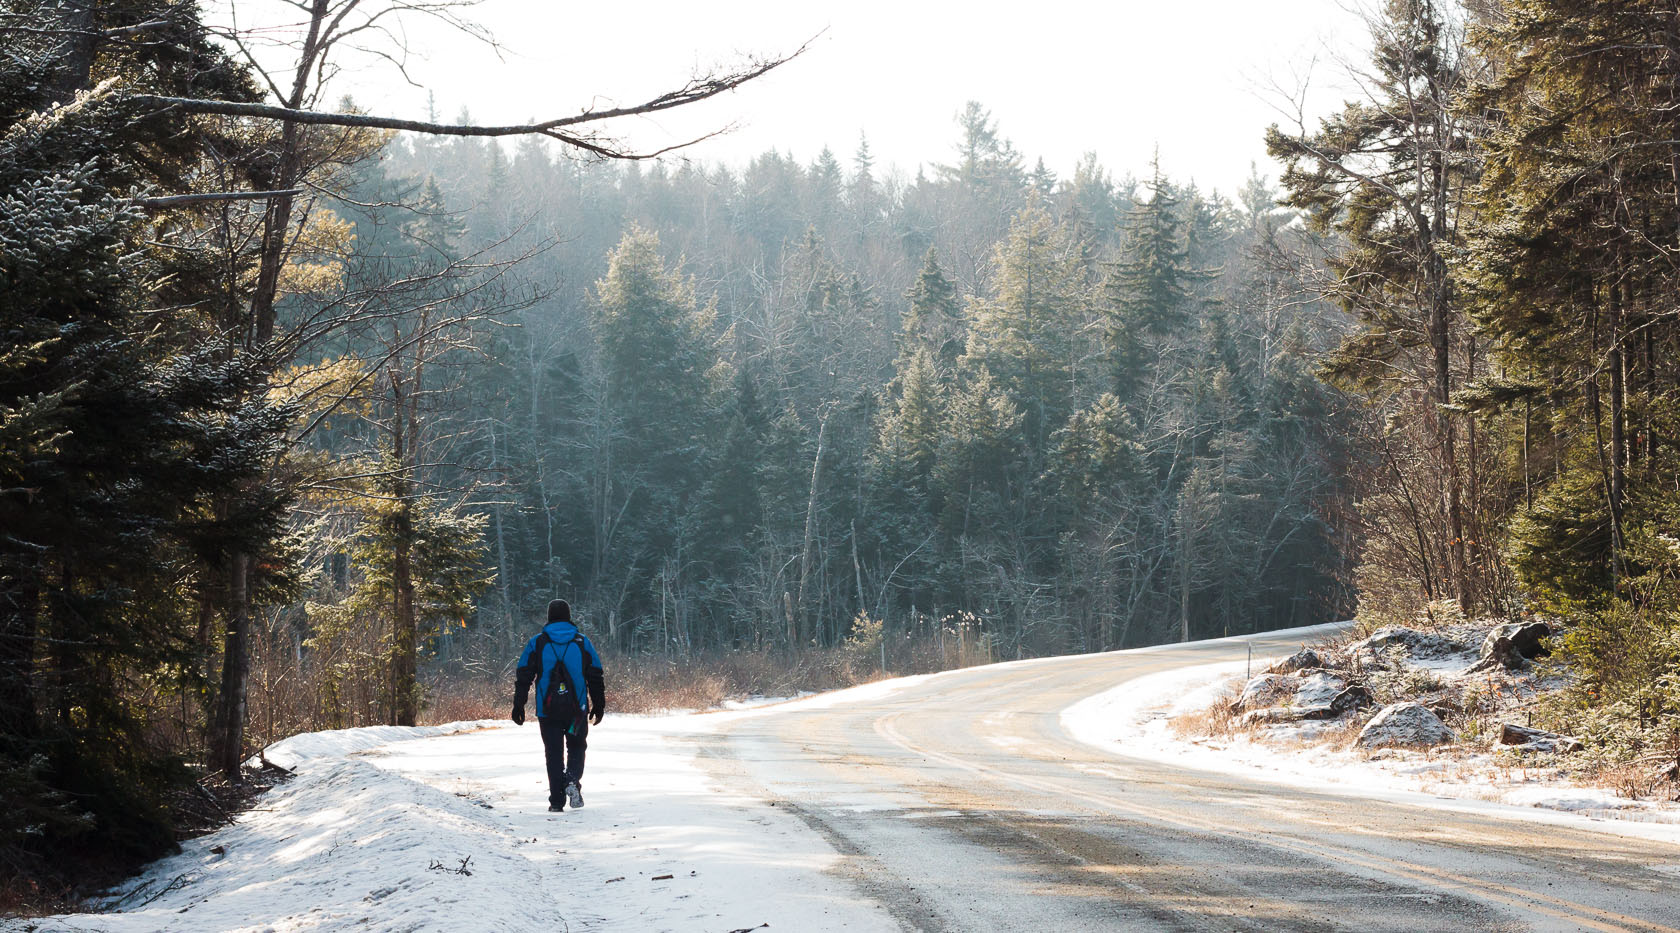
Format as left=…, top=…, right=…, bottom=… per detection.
left=515, top=621, right=605, bottom=719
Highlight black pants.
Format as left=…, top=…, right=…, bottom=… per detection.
left=538, top=715, right=588, bottom=805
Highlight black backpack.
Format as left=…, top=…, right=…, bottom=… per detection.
left=534, top=632, right=586, bottom=735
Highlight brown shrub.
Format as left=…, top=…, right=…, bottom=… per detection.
left=412, top=634, right=996, bottom=726
left=1169, top=686, right=1242, bottom=740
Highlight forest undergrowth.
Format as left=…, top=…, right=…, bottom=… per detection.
left=419, top=633, right=984, bottom=723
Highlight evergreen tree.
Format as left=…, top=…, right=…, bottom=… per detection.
left=1101, top=166, right=1194, bottom=403
left=589, top=228, right=720, bottom=634
left=848, top=133, right=881, bottom=225
left=0, top=0, right=289, bottom=881
left=901, top=248, right=965, bottom=366
left=1268, top=0, right=1485, bottom=617
left=962, top=200, right=1090, bottom=452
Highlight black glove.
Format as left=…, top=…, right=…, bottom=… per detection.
left=589, top=699, right=604, bottom=726
left=511, top=703, right=526, bottom=726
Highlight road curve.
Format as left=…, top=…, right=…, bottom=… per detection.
left=694, top=630, right=1680, bottom=932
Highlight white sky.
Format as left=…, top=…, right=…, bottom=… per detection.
left=222, top=0, right=1373, bottom=195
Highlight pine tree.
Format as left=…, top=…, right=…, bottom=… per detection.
left=0, top=0, right=289, bottom=880
left=939, top=101, right=1025, bottom=191
left=1267, top=0, right=1484, bottom=616
left=848, top=133, right=881, bottom=225
left=1030, top=157, right=1057, bottom=195
left=962, top=200, right=1090, bottom=451
left=1101, top=166, right=1194, bottom=403
left=590, top=228, right=720, bottom=632
left=901, top=249, right=965, bottom=365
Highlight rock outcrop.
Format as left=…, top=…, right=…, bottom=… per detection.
left=1268, top=648, right=1323, bottom=674
left=1355, top=702, right=1454, bottom=749
left=1498, top=722, right=1582, bottom=753
left=1475, top=622, right=1551, bottom=671
left=1353, top=627, right=1462, bottom=665
left=1233, top=674, right=1296, bottom=711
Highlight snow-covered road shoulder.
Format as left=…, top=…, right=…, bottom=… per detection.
left=27, top=714, right=900, bottom=933
left=49, top=754, right=567, bottom=933
left=1061, top=649, right=1680, bottom=846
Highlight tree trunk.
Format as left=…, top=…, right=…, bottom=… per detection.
left=851, top=519, right=866, bottom=620
left=1428, top=253, right=1469, bottom=616
left=390, top=373, right=419, bottom=727
left=1179, top=474, right=1196, bottom=643
left=795, top=413, right=829, bottom=648
left=490, top=423, right=514, bottom=654
left=44, top=0, right=98, bottom=105
left=250, top=0, right=327, bottom=345
left=209, top=552, right=251, bottom=777
left=1608, top=275, right=1628, bottom=560
left=0, top=578, right=39, bottom=740
left=391, top=496, right=417, bottom=727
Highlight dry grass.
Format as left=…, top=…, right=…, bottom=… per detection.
left=1316, top=714, right=1366, bottom=749
left=416, top=640, right=965, bottom=726
left=421, top=673, right=506, bottom=724
left=0, top=876, right=84, bottom=919
left=1169, top=685, right=1242, bottom=740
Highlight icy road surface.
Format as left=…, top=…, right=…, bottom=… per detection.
left=703, top=626, right=1680, bottom=932
left=24, top=627, right=1680, bottom=932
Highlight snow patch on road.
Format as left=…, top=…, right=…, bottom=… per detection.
left=1062, top=654, right=1680, bottom=845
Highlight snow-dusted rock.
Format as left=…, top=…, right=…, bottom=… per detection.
left=1477, top=622, right=1551, bottom=670
left=1234, top=672, right=1370, bottom=724
left=1294, top=671, right=1346, bottom=707
left=1242, top=705, right=1335, bottom=725
left=1329, top=684, right=1374, bottom=714
left=1234, top=673, right=1296, bottom=711
left=1355, top=627, right=1460, bottom=663
left=1268, top=648, right=1323, bottom=674
left=1355, top=702, right=1454, bottom=749
left=1499, top=722, right=1582, bottom=753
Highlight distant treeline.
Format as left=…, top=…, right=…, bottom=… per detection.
left=313, top=104, right=1355, bottom=673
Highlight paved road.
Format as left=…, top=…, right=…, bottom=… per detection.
left=696, top=630, right=1680, bottom=932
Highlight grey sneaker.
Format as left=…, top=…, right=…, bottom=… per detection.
left=548, top=802, right=564, bottom=812
left=565, top=782, right=584, bottom=809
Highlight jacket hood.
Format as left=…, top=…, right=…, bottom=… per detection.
left=542, top=619, right=580, bottom=640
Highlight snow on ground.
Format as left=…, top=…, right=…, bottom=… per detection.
left=22, top=711, right=904, bottom=933
left=13, top=670, right=977, bottom=933
left=1062, top=652, right=1680, bottom=846
left=254, top=719, right=505, bottom=770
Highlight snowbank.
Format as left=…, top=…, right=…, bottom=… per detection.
left=50, top=756, right=571, bottom=933
left=254, top=719, right=505, bottom=770
left=33, top=714, right=899, bottom=933
left=1062, top=656, right=1680, bottom=845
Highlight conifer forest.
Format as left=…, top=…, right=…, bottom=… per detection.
left=7, top=0, right=1680, bottom=898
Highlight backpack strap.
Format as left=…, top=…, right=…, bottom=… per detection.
left=531, top=632, right=586, bottom=692
left=551, top=634, right=584, bottom=699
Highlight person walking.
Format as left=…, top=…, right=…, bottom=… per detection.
left=512, top=599, right=606, bottom=811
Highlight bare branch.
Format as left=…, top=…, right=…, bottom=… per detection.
left=135, top=189, right=304, bottom=209
left=127, top=35, right=813, bottom=158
